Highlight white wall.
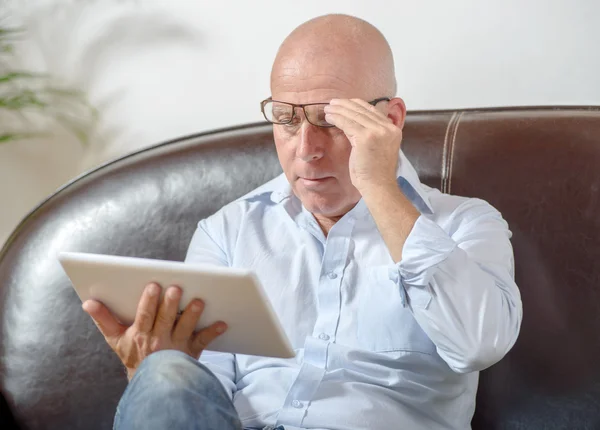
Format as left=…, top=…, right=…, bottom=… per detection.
left=1, top=0, right=599, bottom=246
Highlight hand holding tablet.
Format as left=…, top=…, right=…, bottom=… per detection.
left=81, top=282, right=226, bottom=380
left=59, top=252, right=295, bottom=377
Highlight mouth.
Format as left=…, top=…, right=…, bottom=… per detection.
left=298, top=176, right=333, bottom=186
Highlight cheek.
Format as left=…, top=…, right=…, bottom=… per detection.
left=273, top=137, right=295, bottom=172
left=329, top=133, right=352, bottom=169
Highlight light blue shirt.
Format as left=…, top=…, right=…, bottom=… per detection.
left=185, top=151, right=522, bottom=430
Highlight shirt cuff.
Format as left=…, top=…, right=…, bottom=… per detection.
left=389, top=216, right=457, bottom=309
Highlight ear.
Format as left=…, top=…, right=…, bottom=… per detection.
left=387, top=97, right=407, bottom=129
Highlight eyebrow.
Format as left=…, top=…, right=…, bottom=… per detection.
left=271, top=100, right=331, bottom=107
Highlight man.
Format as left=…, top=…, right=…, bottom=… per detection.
left=83, top=13, right=522, bottom=430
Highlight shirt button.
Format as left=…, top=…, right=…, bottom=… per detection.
left=319, top=333, right=330, bottom=341
left=327, top=272, right=338, bottom=279
left=291, top=399, right=303, bottom=409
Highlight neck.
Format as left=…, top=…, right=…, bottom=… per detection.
left=309, top=201, right=360, bottom=237
left=313, top=215, right=339, bottom=237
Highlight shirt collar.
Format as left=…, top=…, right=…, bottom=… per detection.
left=269, top=150, right=434, bottom=214
left=395, top=150, right=434, bottom=214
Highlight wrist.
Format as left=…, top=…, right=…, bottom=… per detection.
left=356, top=177, right=399, bottom=198
left=359, top=178, right=420, bottom=219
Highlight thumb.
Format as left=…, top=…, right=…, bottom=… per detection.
left=82, top=300, right=126, bottom=341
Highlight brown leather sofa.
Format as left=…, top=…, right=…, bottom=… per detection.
left=1, top=107, right=600, bottom=430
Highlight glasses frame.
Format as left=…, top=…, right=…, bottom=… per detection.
left=260, top=97, right=391, bottom=128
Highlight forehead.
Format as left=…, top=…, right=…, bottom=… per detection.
left=270, top=54, right=370, bottom=104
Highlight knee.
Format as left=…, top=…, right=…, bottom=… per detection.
left=116, top=351, right=240, bottom=430
left=133, top=350, right=220, bottom=392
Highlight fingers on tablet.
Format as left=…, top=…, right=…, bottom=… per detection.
left=134, top=282, right=161, bottom=333
left=153, top=285, right=182, bottom=335
left=192, top=322, right=227, bottom=355
left=172, top=299, right=204, bottom=342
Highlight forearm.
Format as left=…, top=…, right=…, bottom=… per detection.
left=360, top=180, right=420, bottom=263
left=408, top=246, right=522, bottom=373
left=393, top=208, right=522, bottom=373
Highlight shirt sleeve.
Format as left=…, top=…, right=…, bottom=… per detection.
left=185, top=220, right=237, bottom=398
left=391, top=198, right=523, bottom=374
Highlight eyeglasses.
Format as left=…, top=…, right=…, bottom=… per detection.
left=260, top=97, right=391, bottom=128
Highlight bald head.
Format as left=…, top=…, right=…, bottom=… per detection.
left=271, top=14, right=397, bottom=100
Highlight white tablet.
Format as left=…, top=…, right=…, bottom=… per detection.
left=58, top=252, right=295, bottom=359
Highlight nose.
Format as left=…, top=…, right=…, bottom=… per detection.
left=297, top=120, right=325, bottom=163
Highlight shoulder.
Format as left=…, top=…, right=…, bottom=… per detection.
left=421, top=184, right=509, bottom=234
left=198, top=173, right=287, bottom=232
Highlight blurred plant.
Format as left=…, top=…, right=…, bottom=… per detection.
left=0, top=25, right=96, bottom=145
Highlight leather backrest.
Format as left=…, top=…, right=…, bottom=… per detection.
left=1, top=107, right=599, bottom=430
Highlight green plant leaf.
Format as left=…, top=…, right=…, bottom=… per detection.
left=0, top=131, right=46, bottom=144
left=0, top=133, right=31, bottom=143
left=0, top=25, right=94, bottom=147
left=0, top=71, right=44, bottom=83
left=0, top=90, right=49, bottom=109
left=0, top=27, right=23, bottom=37
left=0, top=133, right=21, bottom=143
left=42, top=87, right=84, bottom=97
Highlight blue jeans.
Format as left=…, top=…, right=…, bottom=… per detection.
left=113, top=350, right=283, bottom=430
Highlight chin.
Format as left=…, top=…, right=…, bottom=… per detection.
left=298, top=194, right=352, bottom=217
left=294, top=182, right=359, bottom=216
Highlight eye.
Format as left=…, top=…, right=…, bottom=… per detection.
left=283, top=116, right=301, bottom=126
left=276, top=115, right=293, bottom=123
left=271, top=105, right=294, bottom=124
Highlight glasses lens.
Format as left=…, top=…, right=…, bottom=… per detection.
left=263, top=101, right=294, bottom=124
left=305, top=104, right=333, bottom=127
